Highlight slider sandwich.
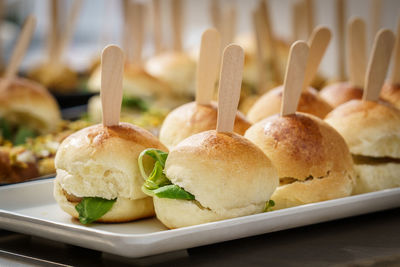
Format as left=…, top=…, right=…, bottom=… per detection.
left=139, top=44, right=278, bottom=229
left=159, top=29, right=251, bottom=149
left=325, top=29, right=398, bottom=194
left=54, top=45, right=167, bottom=224
left=245, top=41, right=355, bottom=209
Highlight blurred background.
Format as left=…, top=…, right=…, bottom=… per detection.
left=2, top=0, right=399, bottom=77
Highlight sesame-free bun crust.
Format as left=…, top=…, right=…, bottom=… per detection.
left=245, top=112, right=355, bottom=209
left=54, top=123, right=167, bottom=222
left=155, top=131, right=278, bottom=228
left=247, top=86, right=332, bottom=123
left=325, top=100, right=400, bottom=158
left=159, top=102, right=251, bottom=149
left=319, top=82, right=363, bottom=108
left=381, top=82, right=400, bottom=109
left=145, top=52, right=196, bottom=97
left=0, top=77, right=61, bottom=133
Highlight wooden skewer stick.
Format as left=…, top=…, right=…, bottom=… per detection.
left=216, top=44, right=244, bottom=133
left=4, top=15, right=36, bottom=80
left=172, top=0, right=183, bottom=52
left=196, top=28, right=221, bottom=105
left=253, top=9, right=268, bottom=92
left=260, top=0, right=281, bottom=83
left=305, top=0, right=314, bottom=38
left=101, top=45, right=125, bottom=127
left=132, top=3, right=145, bottom=66
left=53, top=0, right=83, bottom=65
left=47, top=0, right=59, bottom=60
left=390, top=15, right=400, bottom=85
left=280, top=41, right=309, bottom=116
left=336, top=0, right=346, bottom=80
left=347, top=17, right=367, bottom=88
left=363, top=29, right=395, bottom=102
left=153, top=0, right=163, bottom=54
left=220, top=5, right=237, bottom=49
left=302, top=26, right=331, bottom=90
left=210, top=0, right=221, bottom=33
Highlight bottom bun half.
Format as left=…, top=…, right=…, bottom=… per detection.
left=153, top=197, right=265, bottom=229
left=54, top=178, right=154, bottom=223
left=353, top=163, right=400, bottom=194
left=271, top=171, right=354, bottom=210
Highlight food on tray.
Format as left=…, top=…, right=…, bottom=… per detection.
left=320, top=18, right=367, bottom=107
left=245, top=41, right=355, bottom=209
left=28, top=64, right=78, bottom=93
left=159, top=29, right=251, bottom=149
left=53, top=122, right=167, bottom=224
left=325, top=29, right=397, bottom=194
left=139, top=44, right=278, bottom=228
left=247, top=27, right=333, bottom=123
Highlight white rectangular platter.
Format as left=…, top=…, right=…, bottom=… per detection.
left=0, top=179, right=399, bottom=258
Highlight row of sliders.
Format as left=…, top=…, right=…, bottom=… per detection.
left=53, top=22, right=400, bottom=228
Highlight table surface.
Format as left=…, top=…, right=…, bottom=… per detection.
left=0, top=208, right=399, bottom=267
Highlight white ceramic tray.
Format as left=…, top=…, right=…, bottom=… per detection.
left=0, top=179, right=399, bottom=258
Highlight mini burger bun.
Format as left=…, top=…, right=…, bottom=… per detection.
left=145, top=52, right=196, bottom=97
left=155, top=130, right=278, bottom=229
left=319, top=82, right=363, bottom=108
left=0, top=77, right=61, bottom=133
left=247, top=86, right=332, bottom=123
left=54, top=123, right=167, bottom=222
left=159, top=102, right=251, bottom=149
left=245, top=112, right=355, bottom=209
left=381, top=82, right=400, bottom=109
left=325, top=100, right=400, bottom=158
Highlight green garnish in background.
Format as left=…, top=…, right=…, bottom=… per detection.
left=122, top=96, right=149, bottom=111
left=138, top=149, right=195, bottom=200
left=0, top=118, right=12, bottom=141
left=14, top=127, right=36, bottom=145
left=75, top=197, right=116, bottom=224
left=263, top=200, right=275, bottom=212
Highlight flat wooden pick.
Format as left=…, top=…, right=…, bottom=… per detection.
left=281, top=41, right=309, bottom=116
left=53, top=0, right=82, bottom=65
left=153, top=0, right=163, bottom=54
left=302, top=26, right=331, bottom=90
left=101, top=45, right=125, bottom=127
left=390, top=15, right=400, bottom=84
left=196, top=28, right=221, bottom=105
left=4, top=15, right=36, bottom=80
left=363, top=29, right=395, bottom=102
left=253, top=8, right=268, bottom=92
left=348, top=17, right=367, bottom=88
left=216, top=44, right=244, bottom=133
left=172, top=0, right=183, bottom=52
left=336, top=0, right=346, bottom=80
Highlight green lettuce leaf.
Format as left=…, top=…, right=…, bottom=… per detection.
left=122, top=96, right=149, bottom=111
left=0, top=118, right=12, bottom=141
left=138, top=148, right=195, bottom=200
left=263, top=200, right=275, bottom=212
left=153, top=185, right=195, bottom=200
left=75, top=197, right=116, bottom=224
left=14, top=126, right=36, bottom=145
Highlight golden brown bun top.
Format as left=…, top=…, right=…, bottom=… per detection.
left=0, top=77, right=61, bottom=133
left=245, top=112, right=354, bottom=180
left=159, top=102, right=251, bottom=149
left=381, top=82, right=400, bottom=109
left=165, top=130, right=278, bottom=214
left=247, top=86, right=332, bottom=123
left=325, top=99, right=400, bottom=157
left=319, top=82, right=363, bottom=108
